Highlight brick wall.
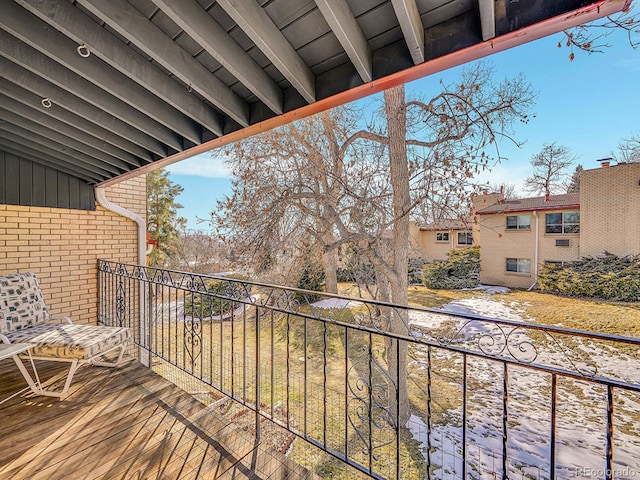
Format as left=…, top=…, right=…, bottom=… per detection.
left=580, top=163, right=640, bottom=258
left=0, top=176, right=146, bottom=325
left=476, top=209, right=580, bottom=289
left=477, top=213, right=536, bottom=288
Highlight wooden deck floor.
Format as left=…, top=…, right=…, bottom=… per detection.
left=0, top=357, right=314, bottom=480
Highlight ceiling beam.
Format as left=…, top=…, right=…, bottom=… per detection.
left=391, top=0, right=425, bottom=64
left=0, top=130, right=113, bottom=179
left=1, top=2, right=202, bottom=145
left=149, top=0, right=283, bottom=115
left=216, top=0, right=316, bottom=104
left=17, top=0, right=223, bottom=138
left=478, top=0, right=496, bottom=41
left=0, top=119, right=123, bottom=175
left=77, top=0, right=250, bottom=127
left=314, top=0, right=372, bottom=83
left=0, top=141, right=101, bottom=183
left=0, top=93, right=142, bottom=168
left=0, top=32, right=182, bottom=152
left=0, top=58, right=163, bottom=159
left=0, top=76, right=152, bottom=163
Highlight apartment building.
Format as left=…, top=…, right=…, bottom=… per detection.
left=409, top=218, right=474, bottom=261
left=410, top=162, right=640, bottom=288
left=474, top=193, right=580, bottom=288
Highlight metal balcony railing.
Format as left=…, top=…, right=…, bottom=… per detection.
left=97, top=260, right=640, bottom=480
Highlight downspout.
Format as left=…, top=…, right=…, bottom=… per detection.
left=95, top=187, right=146, bottom=266
left=95, top=186, right=149, bottom=366
left=529, top=211, right=539, bottom=291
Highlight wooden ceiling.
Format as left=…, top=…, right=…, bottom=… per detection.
left=0, top=0, right=629, bottom=186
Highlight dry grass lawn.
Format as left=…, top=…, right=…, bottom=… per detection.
left=405, top=285, right=640, bottom=338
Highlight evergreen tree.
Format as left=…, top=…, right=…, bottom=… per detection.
left=566, top=164, right=583, bottom=193
left=146, top=169, right=186, bottom=266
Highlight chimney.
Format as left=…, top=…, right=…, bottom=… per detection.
left=544, top=193, right=550, bottom=201
left=596, top=157, right=612, bottom=168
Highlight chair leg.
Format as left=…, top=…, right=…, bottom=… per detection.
left=90, top=342, right=128, bottom=367
left=38, top=358, right=80, bottom=398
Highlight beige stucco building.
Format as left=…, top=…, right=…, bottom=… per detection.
left=409, top=219, right=474, bottom=261
left=410, top=162, right=640, bottom=289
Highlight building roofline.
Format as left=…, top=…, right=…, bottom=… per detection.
left=475, top=204, right=580, bottom=215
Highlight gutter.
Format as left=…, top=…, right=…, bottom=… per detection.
left=95, top=186, right=149, bottom=366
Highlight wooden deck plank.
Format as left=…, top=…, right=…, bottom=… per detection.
left=96, top=401, right=258, bottom=480
left=0, top=357, right=316, bottom=479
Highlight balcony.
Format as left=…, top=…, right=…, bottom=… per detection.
left=2, top=261, right=639, bottom=479
left=0, top=351, right=312, bottom=479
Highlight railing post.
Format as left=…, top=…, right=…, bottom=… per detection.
left=502, top=362, right=509, bottom=479
left=605, top=385, right=614, bottom=480
left=550, top=373, right=557, bottom=480
left=255, top=303, right=261, bottom=442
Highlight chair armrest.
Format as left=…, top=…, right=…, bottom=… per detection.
left=50, top=314, right=73, bottom=324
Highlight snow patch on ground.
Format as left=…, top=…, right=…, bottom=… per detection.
left=440, top=297, right=528, bottom=321
left=407, top=294, right=640, bottom=478
left=310, top=298, right=360, bottom=309
left=465, top=284, right=512, bottom=294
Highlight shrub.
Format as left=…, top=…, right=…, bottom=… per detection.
left=422, top=246, right=480, bottom=289
left=294, top=259, right=325, bottom=303
left=538, top=254, right=640, bottom=302
left=408, top=257, right=428, bottom=285
left=184, top=277, right=248, bottom=318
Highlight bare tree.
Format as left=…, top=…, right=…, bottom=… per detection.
left=560, top=7, right=639, bottom=60
left=214, top=62, right=534, bottom=425
left=614, top=133, right=640, bottom=163
left=523, top=143, right=577, bottom=196
left=168, top=229, right=228, bottom=274
left=212, top=106, right=367, bottom=293
left=488, top=182, right=519, bottom=200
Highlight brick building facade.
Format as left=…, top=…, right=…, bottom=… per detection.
left=0, top=176, right=146, bottom=325
left=410, top=163, right=640, bottom=289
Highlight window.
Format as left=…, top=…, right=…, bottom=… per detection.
left=506, top=258, right=531, bottom=274
left=546, top=212, right=580, bottom=234
left=506, top=215, right=531, bottom=230
left=435, top=232, right=449, bottom=242
left=457, top=231, right=473, bottom=245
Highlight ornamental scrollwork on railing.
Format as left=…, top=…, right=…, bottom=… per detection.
left=414, top=316, right=598, bottom=377
left=116, top=280, right=126, bottom=328
left=347, top=344, right=397, bottom=462
left=184, top=314, right=202, bottom=367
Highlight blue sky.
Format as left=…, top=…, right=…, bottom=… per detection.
left=167, top=11, right=640, bottom=231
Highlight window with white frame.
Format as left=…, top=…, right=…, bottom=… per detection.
left=506, top=215, right=531, bottom=230
left=435, top=232, right=449, bottom=242
left=545, top=212, right=580, bottom=234
left=457, top=231, right=473, bottom=245
left=506, top=258, right=531, bottom=274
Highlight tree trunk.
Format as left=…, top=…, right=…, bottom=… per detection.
left=383, top=85, right=411, bottom=427
left=321, top=246, right=339, bottom=294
